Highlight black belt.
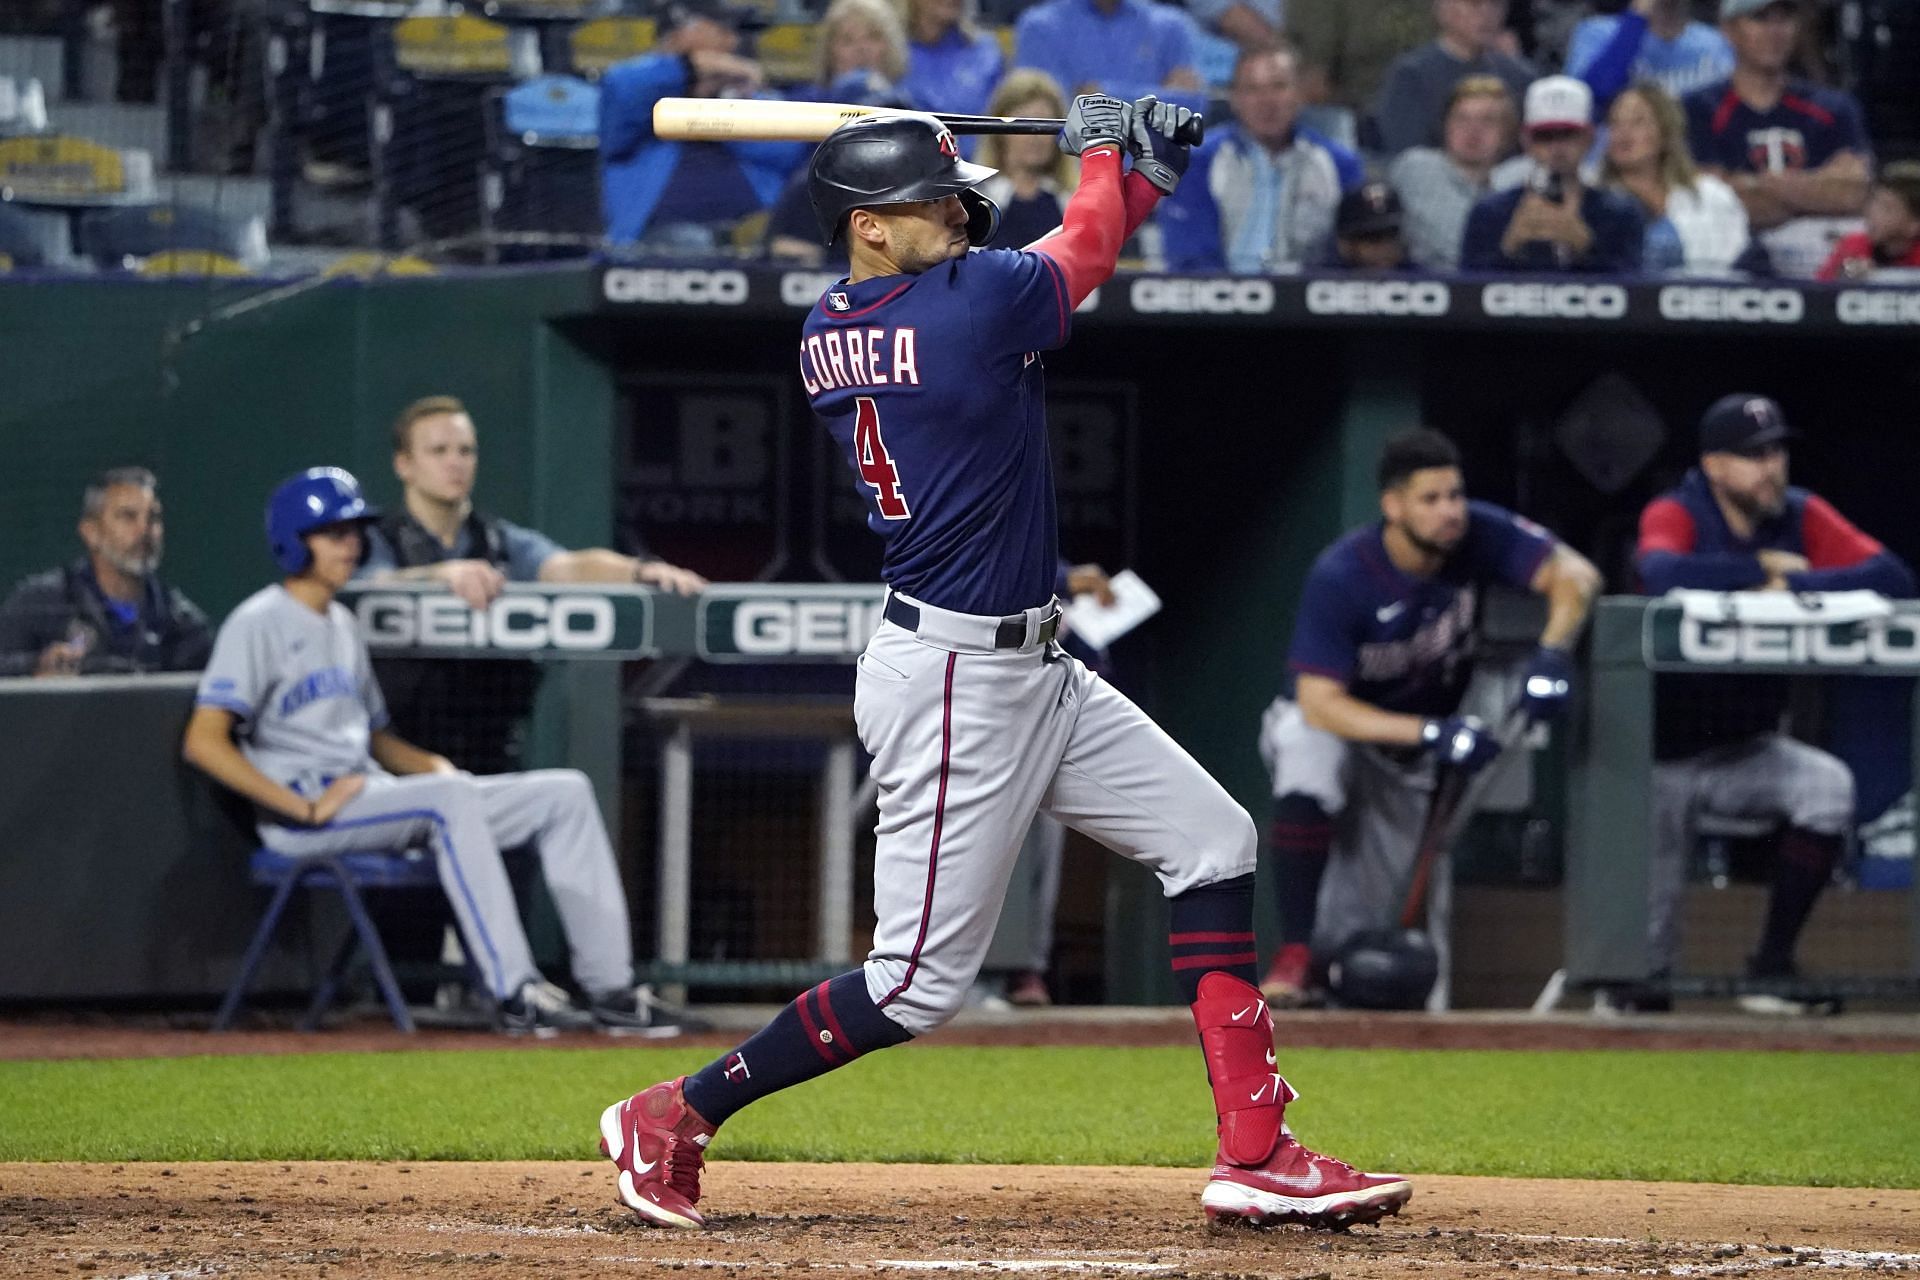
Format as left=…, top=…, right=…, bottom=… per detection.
left=884, top=596, right=1060, bottom=649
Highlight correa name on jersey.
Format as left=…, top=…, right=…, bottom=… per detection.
left=798, top=323, right=923, bottom=396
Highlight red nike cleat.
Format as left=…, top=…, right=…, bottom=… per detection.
left=1191, top=971, right=1410, bottom=1230
left=599, top=1076, right=717, bottom=1229
left=1202, top=1124, right=1413, bottom=1230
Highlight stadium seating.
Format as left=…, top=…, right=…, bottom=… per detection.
left=482, top=73, right=601, bottom=260
left=214, top=846, right=450, bottom=1033
left=0, top=199, right=73, bottom=269
left=76, top=201, right=268, bottom=272
left=0, top=74, right=49, bottom=137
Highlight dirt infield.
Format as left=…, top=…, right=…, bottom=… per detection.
left=6, top=1160, right=1917, bottom=1279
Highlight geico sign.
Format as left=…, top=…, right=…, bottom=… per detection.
left=1130, top=277, right=1275, bottom=315
left=1306, top=279, right=1450, bottom=316
left=1838, top=290, right=1920, bottom=325
left=781, top=271, right=838, bottom=307
left=1481, top=282, right=1627, bottom=319
left=730, top=600, right=884, bottom=656
left=602, top=268, right=749, bottom=305
left=1658, top=286, right=1803, bottom=323
left=1677, top=617, right=1920, bottom=667
left=356, top=593, right=617, bottom=650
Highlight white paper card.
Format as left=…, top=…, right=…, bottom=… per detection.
left=1064, top=569, right=1162, bottom=649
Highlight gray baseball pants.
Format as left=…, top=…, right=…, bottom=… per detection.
left=259, top=769, right=634, bottom=1001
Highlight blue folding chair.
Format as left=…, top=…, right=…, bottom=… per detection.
left=214, top=847, right=445, bottom=1032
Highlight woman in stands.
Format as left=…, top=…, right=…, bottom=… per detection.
left=1598, top=82, right=1752, bottom=275
left=974, top=70, right=1078, bottom=250
left=804, top=0, right=910, bottom=100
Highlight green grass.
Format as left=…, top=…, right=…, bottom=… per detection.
left=2, top=1046, right=1916, bottom=1187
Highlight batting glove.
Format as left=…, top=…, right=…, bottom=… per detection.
left=1126, top=94, right=1194, bottom=195
left=1421, top=714, right=1501, bottom=775
left=1520, top=646, right=1576, bottom=724
left=1058, top=93, right=1132, bottom=158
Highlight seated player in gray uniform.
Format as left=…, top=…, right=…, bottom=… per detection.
left=180, top=467, right=670, bottom=1037
left=1257, top=429, right=1600, bottom=1008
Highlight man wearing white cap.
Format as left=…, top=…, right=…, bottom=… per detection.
left=1460, top=75, right=1644, bottom=272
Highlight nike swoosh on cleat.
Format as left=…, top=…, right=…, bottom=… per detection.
left=634, top=1156, right=658, bottom=1175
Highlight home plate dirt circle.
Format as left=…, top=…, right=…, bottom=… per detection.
left=6, top=1161, right=1917, bottom=1279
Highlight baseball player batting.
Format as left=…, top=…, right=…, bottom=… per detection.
left=1257, top=430, right=1601, bottom=1008
left=599, top=96, right=1413, bottom=1231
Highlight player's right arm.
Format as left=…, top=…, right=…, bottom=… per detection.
left=180, top=706, right=364, bottom=825
left=1027, top=96, right=1133, bottom=307
left=1295, top=673, right=1428, bottom=746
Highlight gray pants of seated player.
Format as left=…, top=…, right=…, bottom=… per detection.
left=259, top=770, right=634, bottom=1001
left=1258, top=698, right=1451, bottom=1009
left=1649, top=733, right=1854, bottom=973
left=857, top=620, right=1256, bottom=1036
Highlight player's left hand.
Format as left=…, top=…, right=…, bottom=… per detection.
left=1126, top=94, right=1195, bottom=195
left=1520, top=646, right=1575, bottom=724
left=1059, top=94, right=1132, bottom=158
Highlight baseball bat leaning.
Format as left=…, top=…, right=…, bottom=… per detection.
left=652, top=97, right=1205, bottom=146
left=1397, top=701, right=1532, bottom=929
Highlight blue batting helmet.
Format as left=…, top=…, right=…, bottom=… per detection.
left=264, top=467, right=377, bottom=573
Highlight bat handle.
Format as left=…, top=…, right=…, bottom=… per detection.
left=1174, top=113, right=1206, bottom=148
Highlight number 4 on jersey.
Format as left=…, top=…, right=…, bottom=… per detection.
left=854, top=395, right=911, bottom=520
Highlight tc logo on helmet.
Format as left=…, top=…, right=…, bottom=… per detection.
left=935, top=128, right=958, bottom=159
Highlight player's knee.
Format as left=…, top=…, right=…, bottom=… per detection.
left=1789, top=754, right=1855, bottom=835
left=1194, top=801, right=1258, bottom=882
left=861, top=960, right=962, bottom=1036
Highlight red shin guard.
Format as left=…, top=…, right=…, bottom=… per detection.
left=1190, top=971, right=1293, bottom=1166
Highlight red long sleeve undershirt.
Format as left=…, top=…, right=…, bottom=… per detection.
left=1027, top=148, right=1161, bottom=307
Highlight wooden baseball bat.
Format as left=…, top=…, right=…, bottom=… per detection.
left=652, top=96, right=1204, bottom=145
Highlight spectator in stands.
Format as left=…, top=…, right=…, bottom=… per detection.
left=902, top=0, right=1004, bottom=120
left=361, top=396, right=707, bottom=611
left=804, top=0, right=911, bottom=101
left=1186, top=0, right=1284, bottom=59
left=1011, top=0, right=1204, bottom=109
left=1599, top=82, right=1751, bottom=274
left=1817, top=162, right=1920, bottom=281
left=1461, top=76, right=1644, bottom=272
left=1634, top=395, right=1913, bottom=1013
left=1373, top=0, right=1536, bottom=155
left=1287, top=0, right=1432, bottom=118
left=1683, top=0, right=1872, bottom=276
left=1389, top=75, right=1519, bottom=270
left=764, top=72, right=917, bottom=267
left=974, top=71, right=1078, bottom=249
left=0, top=466, right=211, bottom=678
left=1566, top=0, right=1734, bottom=112
left=1158, top=46, right=1364, bottom=273
left=184, top=467, right=683, bottom=1037
left=1326, top=181, right=1412, bottom=270
left=599, top=0, right=808, bottom=250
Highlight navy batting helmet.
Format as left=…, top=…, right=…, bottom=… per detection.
left=807, top=113, right=1000, bottom=246
left=265, top=467, right=377, bottom=574
left=1326, top=928, right=1440, bottom=1010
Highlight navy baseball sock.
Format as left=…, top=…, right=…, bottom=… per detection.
left=682, top=970, right=912, bottom=1127
left=1752, top=826, right=1843, bottom=973
left=1271, top=793, right=1333, bottom=945
left=1168, top=872, right=1258, bottom=1004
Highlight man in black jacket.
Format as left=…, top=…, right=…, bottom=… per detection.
left=0, top=467, right=211, bottom=678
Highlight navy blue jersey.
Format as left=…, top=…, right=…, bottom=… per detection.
left=1683, top=78, right=1870, bottom=175
left=1287, top=501, right=1555, bottom=717
left=803, top=248, right=1072, bottom=616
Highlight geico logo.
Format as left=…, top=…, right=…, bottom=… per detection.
left=1676, top=617, right=1920, bottom=667
left=1658, top=286, right=1803, bottom=323
left=602, top=268, right=749, bottom=305
left=1481, top=282, right=1627, bottom=319
left=781, top=271, right=839, bottom=308
left=1837, top=290, right=1920, bottom=325
left=357, top=593, right=617, bottom=650
left=730, top=600, right=885, bottom=655
left=1305, top=279, right=1450, bottom=316
left=1130, top=277, right=1275, bottom=314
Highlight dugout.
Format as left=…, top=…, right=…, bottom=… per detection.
left=2, top=264, right=1918, bottom=1008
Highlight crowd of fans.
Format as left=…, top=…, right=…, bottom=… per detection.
left=596, top=0, right=1917, bottom=280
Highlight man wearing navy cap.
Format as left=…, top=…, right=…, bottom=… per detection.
left=1329, top=180, right=1410, bottom=270
left=599, top=0, right=809, bottom=249
left=1634, top=394, right=1914, bottom=1013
